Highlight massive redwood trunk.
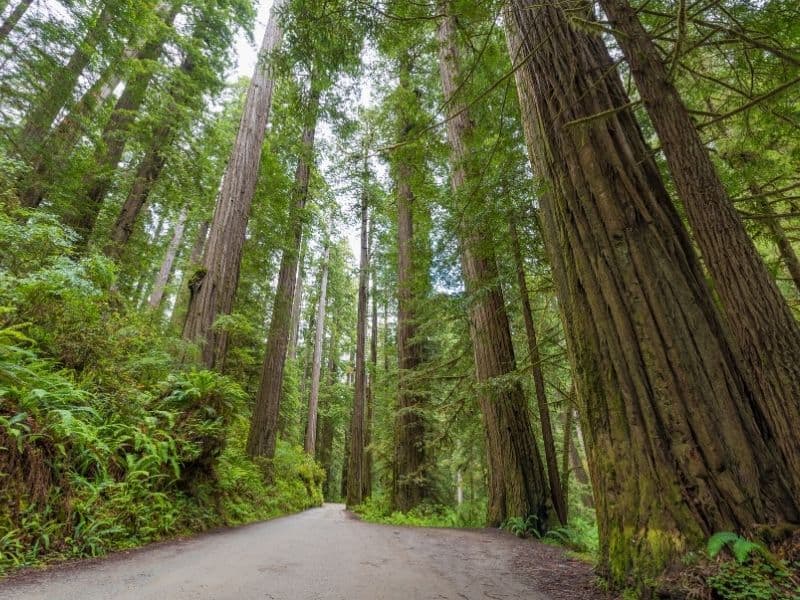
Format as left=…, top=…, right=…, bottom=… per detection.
left=346, top=185, right=369, bottom=507
left=182, top=0, right=286, bottom=369
left=390, top=53, right=430, bottom=512
left=437, top=3, right=549, bottom=527
left=505, top=0, right=799, bottom=588
left=304, top=244, right=329, bottom=455
left=601, top=0, right=800, bottom=500
left=508, top=218, right=567, bottom=525
left=246, top=86, right=320, bottom=459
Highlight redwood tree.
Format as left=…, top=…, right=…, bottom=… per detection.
left=390, top=52, right=430, bottom=513
left=182, top=0, right=287, bottom=369
left=246, top=85, right=321, bottom=458
left=600, top=0, right=800, bottom=495
left=437, top=2, right=549, bottom=527
left=504, top=0, right=800, bottom=588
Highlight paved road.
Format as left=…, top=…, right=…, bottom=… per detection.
left=0, top=504, right=594, bottom=600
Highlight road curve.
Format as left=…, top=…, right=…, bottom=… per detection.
left=0, top=503, right=601, bottom=600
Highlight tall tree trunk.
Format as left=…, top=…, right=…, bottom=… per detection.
left=287, top=242, right=306, bottom=360
left=383, top=298, right=389, bottom=372
left=504, top=0, right=799, bottom=588
left=508, top=218, right=567, bottom=525
left=148, top=206, right=188, bottom=309
left=304, top=244, right=329, bottom=454
left=317, top=324, right=339, bottom=499
left=182, top=0, right=286, bottom=369
left=16, top=4, right=112, bottom=160
left=601, top=0, right=800, bottom=500
left=105, top=51, right=199, bottom=258
left=346, top=183, right=369, bottom=507
left=0, top=0, right=32, bottom=43
left=364, top=251, right=377, bottom=500
left=391, top=54, right=429, bottom=511
left=246, top=86, right=320, bottom=459
left=19, top=62, right=123, bottom=208
left=437, top=2, right=549, bottom=527
left=69, top=4, right=182, bottom=241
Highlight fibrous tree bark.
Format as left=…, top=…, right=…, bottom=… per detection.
left=246, top=84, right=320, bottom=459
left=304, top=243, right=329, bottom=455
left=508, top=217, right=567, bottom=525
left=504, top=0, right=800, bottom=587
left=601, top=0, right=800, bottom=499
left=391, top=53, right=430, bottom=512
left=182, top=0, right=286, bottom=369
left=346, top=182, right=369, bottom=507
left=148, top=205, right=188, bottom=309
left=438, top=1, right=549, bottom=527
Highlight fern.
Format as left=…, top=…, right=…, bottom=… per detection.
left=708, top=531, right=767, bottom=563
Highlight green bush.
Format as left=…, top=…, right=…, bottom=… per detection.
left=354, top=495, right=483, bottom=528
left=0, top=212, right=324, bottom=576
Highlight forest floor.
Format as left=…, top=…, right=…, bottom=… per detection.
left=0, top=503, right=613, bottom=599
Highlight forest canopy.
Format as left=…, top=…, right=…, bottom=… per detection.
left=1, top=0, right=799, bottom=597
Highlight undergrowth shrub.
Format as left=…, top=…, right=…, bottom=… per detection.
left=354, top=494, right=483, bottom=528
left=0, top=211, right=324, bottom=575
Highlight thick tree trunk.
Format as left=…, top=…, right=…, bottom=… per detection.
left=148, top=206, right=188, bottom=309
left=346, top=186, right=369, bottom=507
left=504, top=0, right=800, bottom=587
left=182, top=0, right=286, bottom=369
left=69, top=4, right=182, bottom=242
left=304, top=244, right=329, bottom=454
left=246, top=87, right=320, bottom=459
left=390, top=55, right=429, bottom=510
left=601, top=0, right=800, bottom=500
left=437, top=2, right=549, bottom=527
left=508, top=218, right=567, bottom=525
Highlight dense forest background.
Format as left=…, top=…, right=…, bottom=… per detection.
left=1, top=0, right=798, bottom=598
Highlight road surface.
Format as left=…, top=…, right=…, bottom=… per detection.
left=0, top=503, right=605, bottom=600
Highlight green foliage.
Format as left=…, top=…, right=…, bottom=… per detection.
left=0, top=212, right=323, bottom=576
left=354, top=495, right=483, bottom=529
left=502, top=515, right=543, bottom=539
left=703, top=532, right=799, bottom=600
left=708, top=532, right=768, bottom=564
